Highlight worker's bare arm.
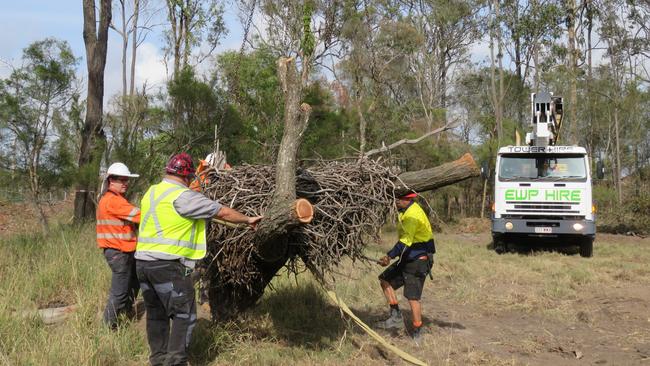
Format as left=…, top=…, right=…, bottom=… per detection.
left=216, top=206, right=262, bottom=228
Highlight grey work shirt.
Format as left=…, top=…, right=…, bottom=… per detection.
left=134, top=178, right=223, bottom=268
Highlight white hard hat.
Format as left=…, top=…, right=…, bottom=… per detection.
left=100, top=162, right=138, bottom=197
left=205, top=153, right=216, bottom=166
left=106, top=162, right=139, bottom=178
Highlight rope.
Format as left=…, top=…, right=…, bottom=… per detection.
left=323, top=289, right=428, bottom=366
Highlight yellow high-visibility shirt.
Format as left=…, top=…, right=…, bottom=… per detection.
left=397, top=202, right=434, bottom=247
left=136, top=181, right=207, bottom=260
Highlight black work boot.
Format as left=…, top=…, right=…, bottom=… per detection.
left=412, top=325, right=423, bottom=344
left=376, top=308, right=404, bottom=330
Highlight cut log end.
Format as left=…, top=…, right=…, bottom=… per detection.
left=294, top=198, right=313, bottom=223
left=457, top=152, right=477, bottom=167
left=254, top=199, right=313, bottom=262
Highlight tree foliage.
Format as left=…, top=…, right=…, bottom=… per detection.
left=0, top=38, right=78, bottom=229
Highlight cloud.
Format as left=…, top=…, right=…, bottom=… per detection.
left=102, top=40, right=167, bottom=104
left=469, top=39, right=492, bottom=66
left=134, top=42, right=167, bottom=89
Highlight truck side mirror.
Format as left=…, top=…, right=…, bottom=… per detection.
left=596, top=160, right=605, bottom=180
left=480, top=161, right=490, bottom=180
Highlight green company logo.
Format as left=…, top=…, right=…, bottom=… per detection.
left=505, top=189, right=581, bottom=201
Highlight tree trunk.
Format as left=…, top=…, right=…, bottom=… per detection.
left=355, top=82, right=367, bottom=155
left=120, top=0, right=127, bottom=100
left=208, top=255, right=287, bottom=321
left=532, top=0, right=539, bottom=91
left=130, top=0, right=139, bottom=95
left=489, top=0, right=503, bottom=143
left=497, top=2, right=504, bottom=143
left=480, top=177, right=488, bottom=219
left=586, top=0, right=592, bottom=81
left=614, top=102, right=622, bottom=204
left=358, top=104, right=367, bottom=155
left=29, top=164, right=48, bottom=232
left=586, top=0, right=594, bottom=164
left=75, top=0, right=111, bottom=223
left=254, top=198, right=313, bottom=262
left=512, top=3, right=525, bottom=129
left=440, top=65, right=448, bottom=111
left=253, top=57, right=313, bottom=262
left=210, top=56, right=315, bottom=319
left=567, top=0, right=578, bottom=144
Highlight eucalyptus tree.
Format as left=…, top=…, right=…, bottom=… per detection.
left=0, top=39, right=78, bottom=231
left=106, top=0, right=160, bottom=180
left=598, top=0, right=634, bottom=203
left=406, top=0, right=482, bottom=114
left=337, top=0, right=482, bottom=158
left=163, top=0, right=227, bottom=79
left=338, top=1, right=422, bottom=153
left=502, top=0, right=563, bottom=127
left=163, top=0, right=227, bottom=135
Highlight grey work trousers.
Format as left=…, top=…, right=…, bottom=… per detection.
left=103, top=248, right=139, bottom=327
left=136, top=259, right=197, bottom=366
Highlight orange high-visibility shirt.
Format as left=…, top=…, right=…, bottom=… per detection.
left=190, top=160, right=210, bottom=192
left=96, top=190, right=141, bottom=252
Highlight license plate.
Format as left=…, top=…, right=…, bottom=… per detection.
left=534, top=227, right=553, bottom=234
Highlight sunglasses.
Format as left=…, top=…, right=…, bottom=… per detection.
left=110, top=176, right=130, bottom=183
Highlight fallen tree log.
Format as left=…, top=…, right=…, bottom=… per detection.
left=202, top=154, right=479, bottom=320
left=16, top=305, right=78, bottom=325
left=395, top=153, right=480, bottom=195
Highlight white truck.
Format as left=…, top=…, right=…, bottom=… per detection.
left=491, top=92, right=597, bottom=257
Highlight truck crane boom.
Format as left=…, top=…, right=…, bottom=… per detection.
left=525, top=91, right=564, bottom=147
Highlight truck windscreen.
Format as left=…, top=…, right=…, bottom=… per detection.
left=498, top=154, right=587, bottom=181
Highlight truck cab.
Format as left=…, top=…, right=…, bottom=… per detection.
left=492, top=145, right=596, bottom=257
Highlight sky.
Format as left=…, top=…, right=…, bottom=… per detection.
left=0, top=0, right=504, bottom=112
left=0, top=0, right=247, bottom=106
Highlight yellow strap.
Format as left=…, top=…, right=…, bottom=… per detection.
left=324, top=290, right=428, bottom=366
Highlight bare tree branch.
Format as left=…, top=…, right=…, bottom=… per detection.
left=364, top=120, right=457, bottom=157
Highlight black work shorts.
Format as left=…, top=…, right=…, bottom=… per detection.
left=379, top=256, right=431, bottom=300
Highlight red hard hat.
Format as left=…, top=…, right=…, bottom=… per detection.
left=400, top=192, right=418, bottom=199
left=166, top=153, right=196, bottom=177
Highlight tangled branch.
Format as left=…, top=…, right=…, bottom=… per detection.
left=200, top=158, right=399, bottom=289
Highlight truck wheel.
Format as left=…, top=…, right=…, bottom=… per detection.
left=494, top=240, right=506, bottom=254
left=579, top=238, right=593, bottom=258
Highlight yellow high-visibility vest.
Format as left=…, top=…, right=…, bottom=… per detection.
left=398, top=202, right=434, bottom=247
left=136, top=181, right=206, bottom=260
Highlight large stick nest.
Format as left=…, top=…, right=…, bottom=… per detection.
left=200, top=158, right=400, bottom=289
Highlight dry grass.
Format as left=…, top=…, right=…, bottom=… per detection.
left=1, top=223, right=649, bottom=365
left=427, top=233, right=650, bottom=321
left=0, top=225, right=150, bottom=365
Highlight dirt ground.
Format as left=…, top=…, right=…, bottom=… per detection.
left=0, top=198, right=73, bottom=238
left=364, top=231, right=650, bottom=366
